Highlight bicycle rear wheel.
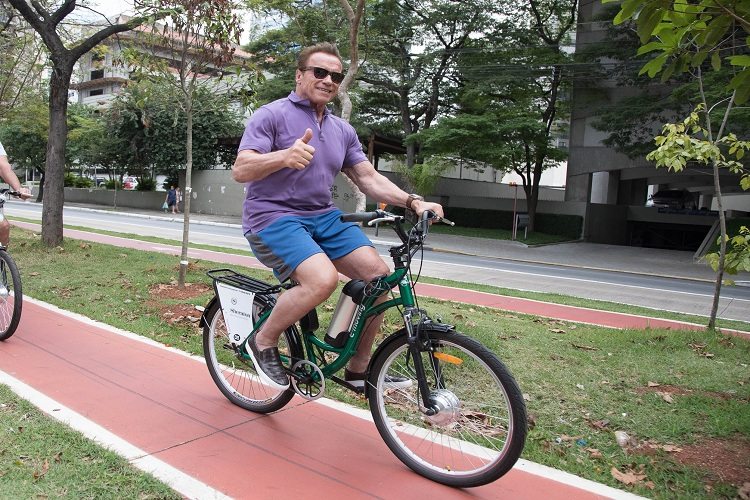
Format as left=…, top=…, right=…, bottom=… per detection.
left=202, top=298, right=302, bottom=413
left=0, top=249, right=22, bottom=341
left=368, top=327, right=527, bottom=487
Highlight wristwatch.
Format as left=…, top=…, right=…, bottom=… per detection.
left=405, top=193, right=424, bottom=211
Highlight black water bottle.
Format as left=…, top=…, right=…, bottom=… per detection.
left=324, top=279, right=366, bottom=348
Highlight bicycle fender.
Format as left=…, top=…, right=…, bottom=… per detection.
left=200, top=296, right=219, bottom=329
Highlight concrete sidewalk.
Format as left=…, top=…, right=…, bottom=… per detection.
left=52, top=200, right=745, bottom=283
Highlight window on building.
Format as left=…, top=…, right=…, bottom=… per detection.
left=88, top=89, right=104, bottom=97
left=90, top=69, right=104, bottom=80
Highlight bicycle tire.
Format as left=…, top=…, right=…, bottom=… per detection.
left=202, top=298, right=302, bottom=413
left=0, top=249, right=22, bottom=341
left=368, top=327, right=527, bottom=487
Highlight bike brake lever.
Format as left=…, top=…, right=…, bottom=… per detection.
left=435, top=216, right=455, bottom=226
left=368, top=216, right=399, bottom=226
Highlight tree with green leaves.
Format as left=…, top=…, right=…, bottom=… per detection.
left=105, top=80, right=243, bottom=178
left=0, top=97, right=47, bottom=200
left=0, top=3, right=46, bottom=119
left=125, top=0, right=255, bottom=287
left=414, top=0, right=576, bottom=231
left=355, top=0, right=501, bottom=168
left=5, top=0, right=168, bottom=247
left=605, top=0, right=749, bottom=328
left=0, top=97, right=99, bottom=201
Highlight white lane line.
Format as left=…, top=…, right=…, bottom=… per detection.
left=0, top=370, right=230, bottom=500
left=20, top=297, right=642, bottom=497
left=418, top=260, right=750, bottom=302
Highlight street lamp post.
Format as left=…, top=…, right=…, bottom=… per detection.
left=510, top=182, right=518, bottom=240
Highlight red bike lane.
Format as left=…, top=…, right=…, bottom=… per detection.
left=1, top=299, right=639, bottom=499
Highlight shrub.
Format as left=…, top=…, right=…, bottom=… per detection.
left=443, top=207, right=581, bottom=238
left=137, top=177, right=156, bottom=191
left=105, top=179, right=122, bottom=190
left=64, top=173, right=94, bottom=188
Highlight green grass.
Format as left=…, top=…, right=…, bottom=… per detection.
left=426, top=223, right=572, bottom=245
left=5, top=227, right=750, bottom=498
left=0, top=385, right=179, bottom=498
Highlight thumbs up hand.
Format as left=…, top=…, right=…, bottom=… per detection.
left=286, top=128, right=315, bottom=170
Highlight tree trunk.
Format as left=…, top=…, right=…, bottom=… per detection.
left=177, top=100, right=193, bottom=288
left=708, top=158, right=726, bottom=329
left=42, top=66, right=72, bottom=247
left=337, top=0, right=366, bottom=212
left=35, top=170, right=44, bottom=202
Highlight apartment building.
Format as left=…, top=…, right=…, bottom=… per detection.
left=70, top=15, right=252, bottom=109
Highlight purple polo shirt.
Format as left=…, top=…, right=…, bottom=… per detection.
left=238, top=91, right=368, bottom=233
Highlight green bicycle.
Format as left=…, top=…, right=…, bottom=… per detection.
left=201, top=210, right=527, bottom=488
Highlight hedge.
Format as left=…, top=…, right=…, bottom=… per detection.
left=366, top=204, right=582, bottom=239
left=442, top=207, right=582, bottom=239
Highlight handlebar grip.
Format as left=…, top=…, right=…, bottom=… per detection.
left=341, top=211, right=380, bottom=224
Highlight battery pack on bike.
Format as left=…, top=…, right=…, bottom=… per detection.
left=324, top=279, right=366, bottom=348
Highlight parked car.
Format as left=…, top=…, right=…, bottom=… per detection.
left=122, top=176, right=139, bottom=190
left=646, top=189, right=696, bottom=210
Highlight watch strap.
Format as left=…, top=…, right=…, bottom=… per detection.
left=406, top=193, right=423, bottom=210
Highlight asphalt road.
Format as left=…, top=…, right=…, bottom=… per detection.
left=8, top=201, right=750, bottom=323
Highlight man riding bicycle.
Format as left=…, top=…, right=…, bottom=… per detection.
left=0, top=141, right=32, bottom=247
left=232, top=42, right=444, bottom=390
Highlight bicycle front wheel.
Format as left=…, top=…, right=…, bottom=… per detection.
left=0, top=249, right=22, bottom=341
left=202, top=298, right=302, bottom=413
left=368, top=328, right=527, bottom=488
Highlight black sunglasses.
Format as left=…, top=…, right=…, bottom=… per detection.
left=301, top=66, right=345, bottom=84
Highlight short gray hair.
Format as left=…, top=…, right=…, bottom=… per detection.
left=297, top=42, right=342, bottom=69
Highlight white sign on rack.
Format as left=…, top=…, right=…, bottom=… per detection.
left=215, top=282, right=256, bottom=346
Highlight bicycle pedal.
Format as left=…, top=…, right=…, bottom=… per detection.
left=330, top=375, right=364, bottom=395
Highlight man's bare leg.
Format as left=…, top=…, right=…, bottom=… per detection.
left=0, top=219, right=10, bottom=247
left=253, top=253, right=340, bottom=350
left=332, top=246, right=390, bottom=373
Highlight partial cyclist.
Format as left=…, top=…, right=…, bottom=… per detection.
left=0, top=141, right=32, bottom=245
left=231, top=42, right=444, bottom=390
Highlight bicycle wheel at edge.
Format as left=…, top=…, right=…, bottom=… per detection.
left=202, top=299, right=302, bottom=413
left=368, top=328, right=527, bottom=488
left=0, top=249, right=22, bottom=341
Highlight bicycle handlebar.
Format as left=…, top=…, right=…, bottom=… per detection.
left=0, top=188, right=23, bottom=198
left=341, top=209, right=454, bottom=248
left=341, top=210, right=400, bottom=225
left=342, top=209, right=454, bottom=227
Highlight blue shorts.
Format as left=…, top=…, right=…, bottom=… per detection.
left=245, top=209, right=373, bottom=282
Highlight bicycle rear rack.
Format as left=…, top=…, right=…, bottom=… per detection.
left=206, top=269, right=279, bottom=295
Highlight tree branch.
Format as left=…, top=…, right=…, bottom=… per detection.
left=50, top=0, right=76, bottom=28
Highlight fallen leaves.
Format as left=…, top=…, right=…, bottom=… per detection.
left=688, top=342, right=715, bottom=359
left=33, top=458, right=49, bottom=480
left=656, top=391, right=674, bottom=403
left=572, top=343, right=599, bottom=351
left=610, top=466, right=654, bottom=489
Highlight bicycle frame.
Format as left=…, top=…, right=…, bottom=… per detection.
left=289, top=266, right=415, bottom=380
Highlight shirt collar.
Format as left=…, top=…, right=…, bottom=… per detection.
left=288, top=91, right=331, bottom=116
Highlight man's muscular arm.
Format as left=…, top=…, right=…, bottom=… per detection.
left=343, top=160, right=444, bottom=218
left=0, top=155, right=30, bottom=198
left=232, top=129, right=315, bottom=183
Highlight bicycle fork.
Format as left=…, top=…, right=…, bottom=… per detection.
left=403, top=308, right=443, bottom=417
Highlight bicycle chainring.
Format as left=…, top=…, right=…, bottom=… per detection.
left=291, top=360, right=325, bottom=400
